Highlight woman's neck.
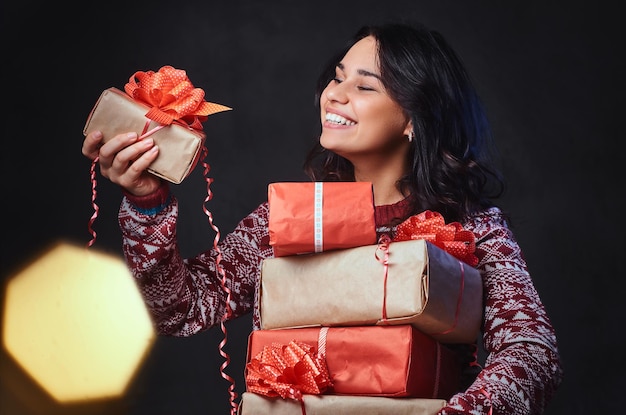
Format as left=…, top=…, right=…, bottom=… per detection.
left=344, top=140, right=412, bottom=206
left=354, top=167, right=408, bottom=206
left=371, top=182, right=407, bottom=206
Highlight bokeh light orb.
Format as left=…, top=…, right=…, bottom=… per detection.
left=2, top=241, right=156, bottom=403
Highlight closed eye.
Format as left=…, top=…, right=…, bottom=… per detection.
left=332, top=77, right=377, bottom=92
left=332, top=64, right=380, bottom=92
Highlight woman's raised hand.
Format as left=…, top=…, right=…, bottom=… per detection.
left=82, top=130, right=163, bottom=196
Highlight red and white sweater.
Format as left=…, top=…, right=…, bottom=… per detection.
left=119, top=185, right=562, bottom=414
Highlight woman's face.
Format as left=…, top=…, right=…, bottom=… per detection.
left=319, top=35, right=412, bottom=162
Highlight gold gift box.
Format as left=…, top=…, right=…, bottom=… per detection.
left=259, top=239, right=483, bottom=343
left=83, top=87, right=206, bottom=184
left=238, top=392, right=446, bottom=415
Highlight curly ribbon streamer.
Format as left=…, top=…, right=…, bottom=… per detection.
left=199, top=146, right=239, bottom=414
left=468, top=343, right=484, bottom=369
left=124, top=65, right=231, bottom=131
left=86, top=157, right=100, bottom=248
left=245, top=333, right=332, bottom=415
left=392, top=210, right=479, bottom=266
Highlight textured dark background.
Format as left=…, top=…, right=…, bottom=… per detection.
left=1, top=1, right=623, bottom=414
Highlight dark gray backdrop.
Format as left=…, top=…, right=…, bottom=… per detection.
left=1, top=1, right=623, bottom=414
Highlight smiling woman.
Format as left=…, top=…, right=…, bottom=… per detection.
left=79, top=21, right=562, bottom=415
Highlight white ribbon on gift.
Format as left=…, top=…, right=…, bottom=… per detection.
left=314, top=182, right=323, bottom=253
left=317, top=326, right=328, bottom=357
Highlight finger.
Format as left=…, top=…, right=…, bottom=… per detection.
left=97, top=132, right=139, bottom=162
left=82, top=131, right=104, bottom=160
left=125, top=144, right=160, bottom=180
left=110, top=138, right=158, bottom=176
left=115, top=144, right=160, bottom=192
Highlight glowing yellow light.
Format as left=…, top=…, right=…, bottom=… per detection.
left=2, top=241, right=156, bottom=403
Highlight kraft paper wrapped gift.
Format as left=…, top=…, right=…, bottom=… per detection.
left=245, top=325, right=461, bottom=399
left=268, top=182, right=377, bottom=257
left=83, top=87, right=209, bottom=184
left=259, top=239, right=482, bottom=343
left=238, top=392, right=447, bottom=415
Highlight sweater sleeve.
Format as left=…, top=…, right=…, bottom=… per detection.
left=118, top=190, right=274, bottom=336
left=439, top=207, right=563, bottom=415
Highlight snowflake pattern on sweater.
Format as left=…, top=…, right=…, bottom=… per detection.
left=118, top=194, right=562, bottom=415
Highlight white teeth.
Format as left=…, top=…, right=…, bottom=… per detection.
left=325, top=113, right=356, bottom=126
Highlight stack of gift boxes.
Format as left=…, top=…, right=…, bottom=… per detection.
left=238, top=182, right=483, bottom=415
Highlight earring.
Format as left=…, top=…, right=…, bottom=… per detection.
left=408, top=130, right=415, bottom=143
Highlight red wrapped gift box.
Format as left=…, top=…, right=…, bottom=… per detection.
left=245, top=325, right=461, bottom=399
left=268, top=182, right=377, bottom=257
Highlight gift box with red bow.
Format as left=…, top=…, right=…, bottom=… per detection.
left=259, top=238, right=482, bottom=343
left=245, top=325, right=461, bottom=399
left=268, top=182, right=377, bottom=257
left=238, top=392, right=447, bottom=415
left=83, top=66, right=231, bottom=184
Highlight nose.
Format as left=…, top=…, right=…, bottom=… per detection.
left=324, top=80, right=348, bottom=104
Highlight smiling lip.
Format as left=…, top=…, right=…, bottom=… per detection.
left=324, top=109, right=356, bottom=128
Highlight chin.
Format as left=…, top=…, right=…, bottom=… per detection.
left=319, top=133, right=343, bottom=151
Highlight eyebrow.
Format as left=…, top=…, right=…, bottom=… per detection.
left=336, top=63, right=382, bottom=81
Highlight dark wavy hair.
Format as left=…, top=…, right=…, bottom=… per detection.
left=303, top=22, right=505, bottom=222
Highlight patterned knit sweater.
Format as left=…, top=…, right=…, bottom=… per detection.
left=119, top=185, right=563, bottom=414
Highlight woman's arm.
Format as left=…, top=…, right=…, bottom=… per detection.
left=118, top=184, right=273, bottom=336
left=441, top=207, right=563, bottom=414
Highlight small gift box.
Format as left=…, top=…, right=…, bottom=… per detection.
left=259, top=239, right=482, bottom=343
left=245, top=325, right=461, bottom=399
left=268, top=182, right=377, bottom=257
left=238, top=392, right=447, bottom=415
left=83, top=66, right=231, bottom=184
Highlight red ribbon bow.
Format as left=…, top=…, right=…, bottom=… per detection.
left=124, top=65, right=231, bottom=130
left=392, top=210, right=479, bottom=266
left=245, top=340, right=332, bottom=409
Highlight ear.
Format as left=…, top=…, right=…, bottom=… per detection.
left=403, top=121, right=414, bottom=137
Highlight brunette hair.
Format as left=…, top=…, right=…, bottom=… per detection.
left=303, top=22, right=505, bottom=222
